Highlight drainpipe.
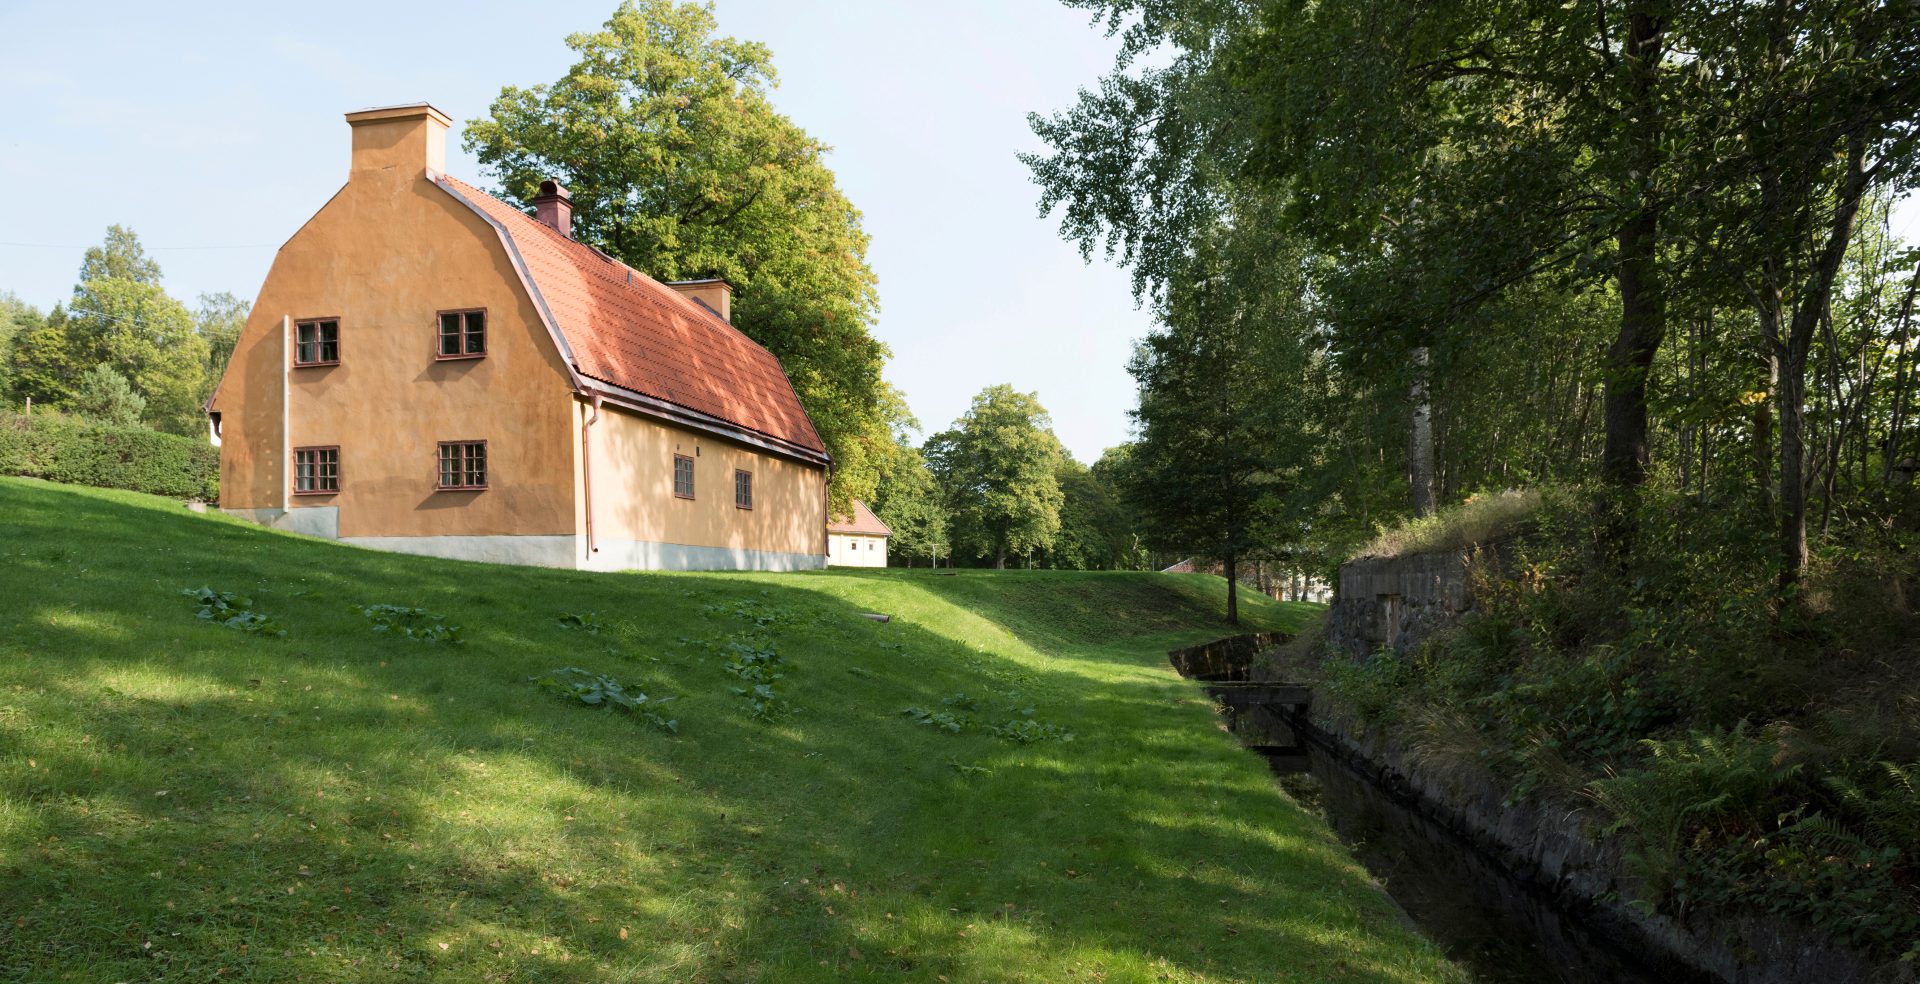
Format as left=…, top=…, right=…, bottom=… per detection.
left=582, top=392, right=602, bottom=560
left=281, top=315, right=291, bottom=513
left=821, top=461, right=833, bottom=562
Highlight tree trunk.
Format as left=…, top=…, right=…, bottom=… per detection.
left=1604, top=210, right=1665, bottom=487
left=1776, top=137, right=1870, bottom=587
left=1409, top=346, right=1437, bottom=516
left=1224, top=550, right=1239, bottom=626
left=1884, top=262, right=1920, bottom=481
left=1601, top=7, right=1668, bottom=489
left=1754, top=351, right=1777, bottom=515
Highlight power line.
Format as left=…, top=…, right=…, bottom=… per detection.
left=0, top=241, right=276, bottom=251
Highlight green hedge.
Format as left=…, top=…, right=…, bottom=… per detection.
left=0, top=412, right=219, bottom=500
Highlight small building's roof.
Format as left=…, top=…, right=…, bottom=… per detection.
left=435, top=175, right=827, bottom=462
left=828, top=499, right=891, bottom=537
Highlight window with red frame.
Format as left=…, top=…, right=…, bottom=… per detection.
left=292, top=447, right=338, bottom=494
left=294, top=319, right=339, bottom=366
left=734, top=469, right=753, bottom=509
left=437, top=310, right=486, bottom=359
left=437, top=441, right=487, bottom=490
left=673, top=455, right=695, bottom=499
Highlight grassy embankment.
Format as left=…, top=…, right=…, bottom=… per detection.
left=1287, top=487, right=1920, bottom=966
left=0, top=477, right=1463, bottom=983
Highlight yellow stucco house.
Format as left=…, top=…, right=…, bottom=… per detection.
left=206, top=103, right=830, bottom=571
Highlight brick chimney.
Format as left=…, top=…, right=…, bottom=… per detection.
left=344, top=103, right=450, bottom=176
left=666, top=278, right=735, bottom=323
left=533, top=179, right=573, bottom=238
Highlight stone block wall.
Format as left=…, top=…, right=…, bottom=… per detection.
left=1167, top=632, right=1288, bottom=680
left=1325, top=545, right=1499, bottom=659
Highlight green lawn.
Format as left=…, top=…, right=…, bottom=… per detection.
left=0, top=477, right=1462, bottom=983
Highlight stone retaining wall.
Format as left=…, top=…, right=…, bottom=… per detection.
left=1166, top=632, right=1288, bottom=680
left=1293, top=706, right=1875, bottom=984
left=1325, top=544, right=1502, bottom=658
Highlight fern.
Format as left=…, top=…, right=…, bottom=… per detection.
left=1824, top=760, right=1920, bottom=856
left=1585, top=722, right=1798, bottom=896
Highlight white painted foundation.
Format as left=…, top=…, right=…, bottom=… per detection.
left=343, top=534, right=579, bottom=568
left=223, top=506, right=340, bottom=539
left=583, top=536, right=826, bottom=573
left=221, top=507, right=823, bottom=572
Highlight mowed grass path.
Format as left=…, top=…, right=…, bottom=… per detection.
left=0, top=478, right=1462, bottom=983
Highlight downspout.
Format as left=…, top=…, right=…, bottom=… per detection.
left=281, top=315, right=291, bottom=512
left=582, top=392, right=602, bottom=560
left=821, top=461, right=833, bottom=563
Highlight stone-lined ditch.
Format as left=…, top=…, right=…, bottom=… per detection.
left=1170, top=634, right=1704, bottom=984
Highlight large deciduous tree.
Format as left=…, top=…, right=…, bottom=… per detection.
left=926, top=386, right=1066, bottom=568
left=60, top=228, right=207, bottom=435
left=871, top=437, right=951, bottom=567
left=194, top=291, right=250, bottom=406
left=1048, top=457, right=1138, bottom=570
left=0, top=293, right=44, bottom=406
left=464, top=0, right=891, bottom=511
left=1679, top=1, right=1920, bottom=585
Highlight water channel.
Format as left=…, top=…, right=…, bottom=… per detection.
left=1179, top=657, right=1716, bottom=984
left=1252, top=720, right=1705, bottom=984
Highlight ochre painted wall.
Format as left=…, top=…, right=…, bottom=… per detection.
left=211, top=113, right=578, bottom=538
left=585, top=401, right=826, bottom=558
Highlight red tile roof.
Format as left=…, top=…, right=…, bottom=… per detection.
left=436, top=175, right=827, bottom=459
left=828, top=499, right=891, bottom=536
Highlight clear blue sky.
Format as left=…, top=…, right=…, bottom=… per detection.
left=0, top=0, right=1151, bottom=463
left=5, top=2, right=1915, bottom=462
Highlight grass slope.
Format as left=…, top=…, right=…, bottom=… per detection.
left=0, top=478, right=1461, bottom=983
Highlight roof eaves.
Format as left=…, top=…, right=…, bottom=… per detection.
left=584, top=379, right=832, bottom=468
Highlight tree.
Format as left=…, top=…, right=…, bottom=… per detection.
left=926, top=386, right=1066, bottom=568
left=872, top=441, right=950, bottom=567
left=8, top=305, right=77, bottom=411
left=1091, top=445, right=1153, bottom=570
left=56, top=227, right=208, bottom=434
left=0, top=293, right=42, bottom=406
left=464, top=0, right=890, bottom=511
left=1675, top=1, right=1920, bottom=585
left=1048, top=457, right=1137, bottom=569
left=69, top=364, right=147, bottom=427
left=1123, top=240, right=1284, bottom=625
left=195, top=291, right=251, bottom=403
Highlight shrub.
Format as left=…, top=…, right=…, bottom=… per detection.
left=0, top=411, right=217, bottom=500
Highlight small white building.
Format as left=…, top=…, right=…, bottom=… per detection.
left=827, top=499, right=890, bottom=567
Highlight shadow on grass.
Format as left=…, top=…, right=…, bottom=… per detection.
left=0, top=478, right=1456, bottom=983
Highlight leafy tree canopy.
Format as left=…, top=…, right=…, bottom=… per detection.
left=926, top=385, right=1066, bottom=568
left=60, top=228, right=207, bottom=435
left=465, top=0, right=892, bottom=511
